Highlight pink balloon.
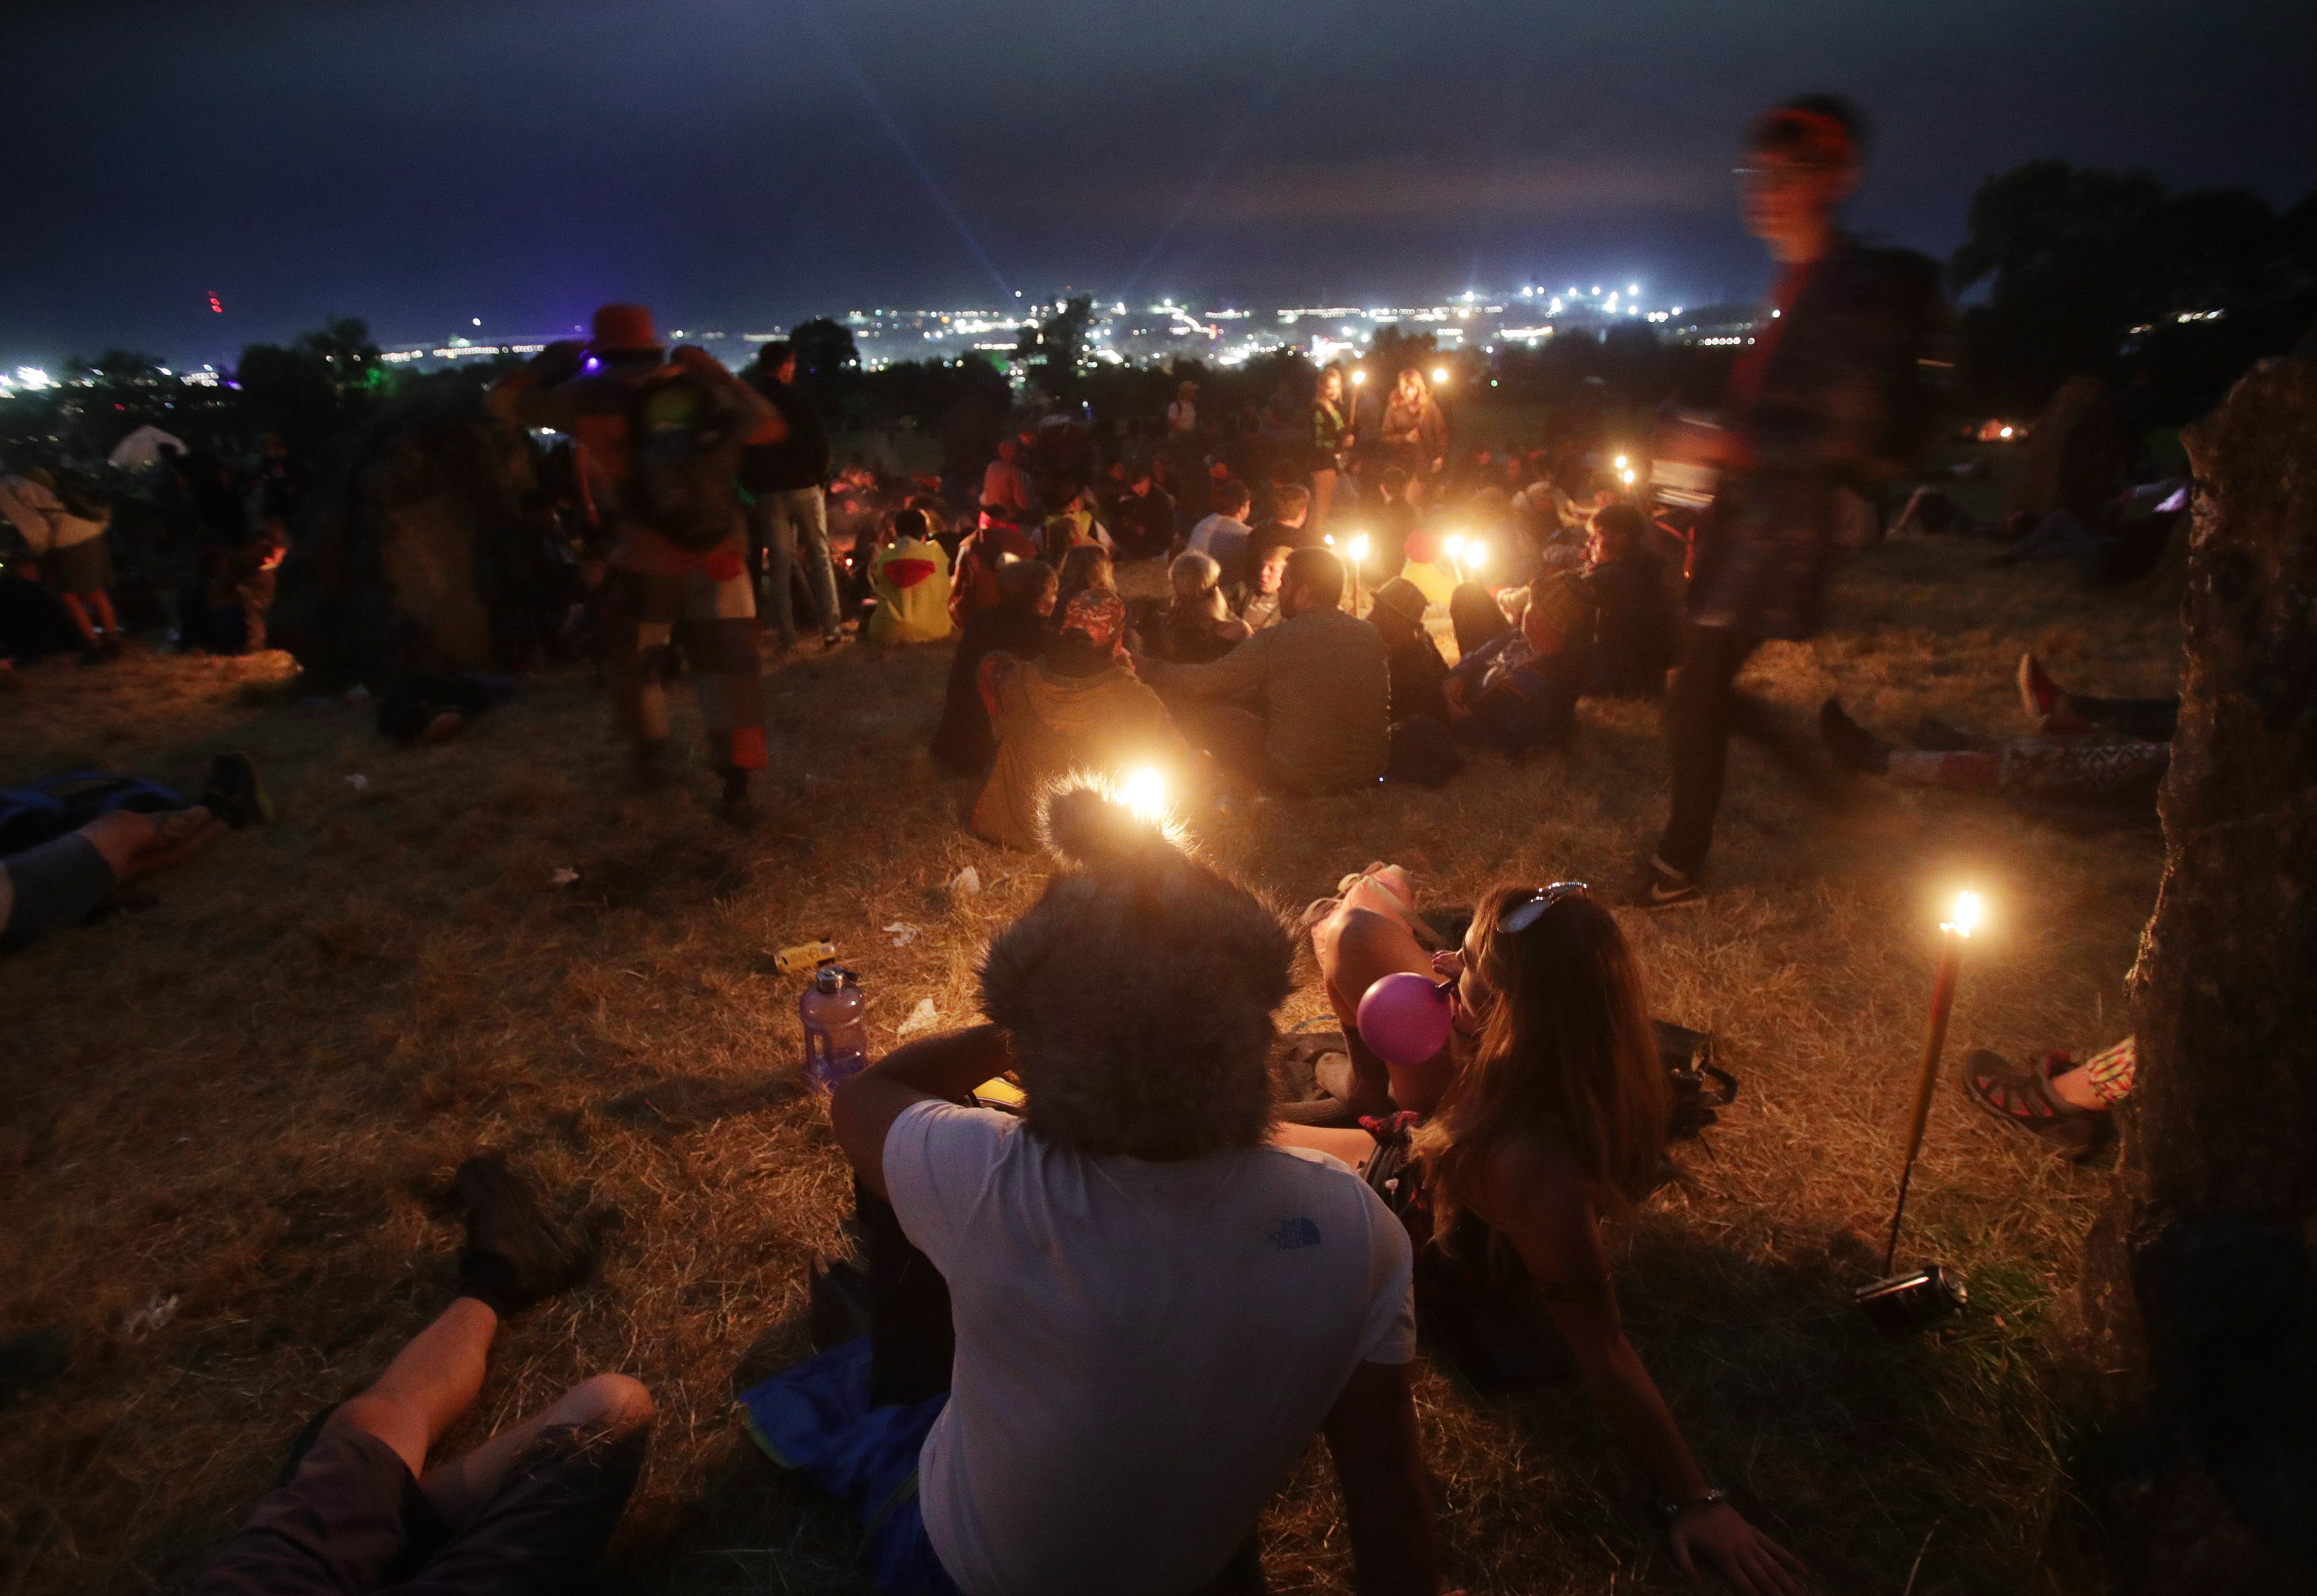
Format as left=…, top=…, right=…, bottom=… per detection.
left=1357, top=970, right=1453, bottom=1066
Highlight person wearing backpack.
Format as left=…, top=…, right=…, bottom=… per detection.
left=1638, top=95, right=1949, bottom=909
left=490, top=304, right=777, bottom=824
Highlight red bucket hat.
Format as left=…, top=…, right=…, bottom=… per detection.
left=590, top=302, right=663, bottom=354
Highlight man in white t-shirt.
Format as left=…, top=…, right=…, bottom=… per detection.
left=826, top=788, right=1442, bottom=1596
left=1183, top=478, right=1254, bottom=582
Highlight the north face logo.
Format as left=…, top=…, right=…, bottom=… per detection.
left=1267, top=1218, right=1322, bottom=1250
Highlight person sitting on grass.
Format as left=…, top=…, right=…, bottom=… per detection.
left=1161, top=550, right=1252, bottom=663
left=970, top=591, right=1187, bottom=851
left=1182, top=478, right=1254, bottom=583
left=750, top=788, right=1445, bottom=1596
left=1367, top=578, right=1463, bottom=788
left=933, top=558, right=1056, bottom=777
left=185, top=1155, right=653, bottom=1596
left=1, top=756, right=268, bottom=954
left=1579, top=503, right=1675, bottom=699
left=1283, top=882, right=1809, bottom=1595
left=866, top=509, right=955, bottom=645
left=1442, top=574, right=1592, bottom=758
left=1227, top=540, right=1292, bottom=634
left=1145, top=548, right=1389, bottom=795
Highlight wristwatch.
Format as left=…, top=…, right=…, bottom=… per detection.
left=1655, top=1487, right=1728, bottom=1526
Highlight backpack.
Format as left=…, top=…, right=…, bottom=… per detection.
left=623, top=371, right=747, bottom=551
left=0, top=772, right=187, bottom=856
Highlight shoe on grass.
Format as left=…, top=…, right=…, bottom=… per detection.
left=1632, top=855, right=1703, bottom=910
left=1962, top=1048, right=2111, bottom=1160
left=455, top=1155, right=593, bottom=1317
left=200, top=752, right=273, bottom=829
left=1819, top=699, right=1894, bottom=775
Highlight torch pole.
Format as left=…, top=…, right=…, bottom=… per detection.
left=1884, top=930, right=1963, bottom=1274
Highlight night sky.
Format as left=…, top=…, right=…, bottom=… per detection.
left=5, top=0, right=2311, bottom=369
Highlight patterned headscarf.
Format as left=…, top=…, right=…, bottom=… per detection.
left=1057, top=588, right=1126, bottom=653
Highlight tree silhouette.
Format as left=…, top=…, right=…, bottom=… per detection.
left=1951, top=161, right=2317, bottom=423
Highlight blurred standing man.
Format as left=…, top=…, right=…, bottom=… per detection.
left=743, top=340, right=840, bottom=654
left=490, top=304, right=777, bottom=825
left=1641, top=95, right=1946, bottom=907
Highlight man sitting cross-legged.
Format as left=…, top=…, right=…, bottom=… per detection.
left=754, top=788, right=1444, bottom=1595
left=188, top=1156, right=652, bottom=1596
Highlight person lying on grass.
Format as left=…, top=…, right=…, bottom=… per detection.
left=186, top=1155, right=653, bottom=1596
left=1, top=755, right=269, bottom=954
left=801, top=788, right=1448, bottom=1595
left=1283, top=880, right=1811, bottom=1596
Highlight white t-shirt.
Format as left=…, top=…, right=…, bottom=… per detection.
left=1184, top=512, right=1249, bottom=560
left=884, top=1100, right=1415, bottom=1596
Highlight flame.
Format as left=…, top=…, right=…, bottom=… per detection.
left=1119, top=765, right=1169, bottom=824
left=1942, top=891, right=1984, bottom=938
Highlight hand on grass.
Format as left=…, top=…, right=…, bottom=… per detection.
left=1669, top=1504, right=1809, bottom=1596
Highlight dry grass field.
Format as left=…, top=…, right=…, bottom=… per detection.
left=0, top=521, right=2181, bottom=1595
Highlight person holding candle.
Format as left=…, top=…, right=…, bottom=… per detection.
left=1283, top=883, right=1810, bottom=1593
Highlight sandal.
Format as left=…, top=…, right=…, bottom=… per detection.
left=1962, top=1049, right=2110, bottom=1159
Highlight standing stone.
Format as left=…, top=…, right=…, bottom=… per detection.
left=2098, top=352, right=2317, bottom=1589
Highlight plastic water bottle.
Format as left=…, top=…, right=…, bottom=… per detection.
left=799, top=965, right=868, bottom=1093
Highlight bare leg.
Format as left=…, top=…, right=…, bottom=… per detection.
left=322, top=1297, right=499, bottom=1479
left=57, top=593, right=100, bottom=648
left=87, top=589, right=120, bottom=637
left=419, top=1372, right=653, bottom=1530
left=1313, top=905, right=1452, bottom=1114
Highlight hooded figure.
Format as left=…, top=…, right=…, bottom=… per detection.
left=969, top=591, right=1188, bottom=850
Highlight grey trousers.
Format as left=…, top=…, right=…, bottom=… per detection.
left=754, top=488, right=839, bottom=646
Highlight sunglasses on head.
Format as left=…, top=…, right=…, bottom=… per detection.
left=1499, top=881, right=1590, bottom=934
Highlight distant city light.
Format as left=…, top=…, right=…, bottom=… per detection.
left=14, top=366, right=54, bottom=391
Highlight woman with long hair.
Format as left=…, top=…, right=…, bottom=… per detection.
left=1285, top=880, right=1809, bottom=1595
left=1378, top=367, right=1446, bottom=485
left=1310, top=364, right=1355, bottom=530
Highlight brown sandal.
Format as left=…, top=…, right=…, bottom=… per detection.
left=1962, top=1049, right=2110, bottom=1158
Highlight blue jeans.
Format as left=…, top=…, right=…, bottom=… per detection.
left=755, top=488, right=839, bottom=646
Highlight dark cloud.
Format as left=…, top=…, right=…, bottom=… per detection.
left=0, top=0, right=2309, bottom=366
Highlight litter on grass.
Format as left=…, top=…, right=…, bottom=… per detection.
left=896, top=998, right=939, bottom=1038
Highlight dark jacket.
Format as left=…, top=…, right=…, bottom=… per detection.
left=741, top=379, right=832, bottom=494
left=933, top=602, right=1048, bottom=775
left=1387, top=632, right=1453, bottom=724
left=1582, top=548, right=1673, bottom=698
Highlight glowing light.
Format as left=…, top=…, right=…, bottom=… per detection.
left=1441, top=534, right=1466, bottom=564
left=1998, top=425, right=2014, bottom=439
left=1613, top=454, right=1629, bottom=471
left=1119, top=765, right=1169, bottom=824
left=1462, top=542, right=1487, bottom=575
left=1351, top=369, right=1366, bottom=385
left=1627, top=283, right=1639, bottom=295
left=1619, top=467, right=1637, bottom=486
left=14, top=366, right=53, bottom=391
left=471, top=317, right=481, bottom=327
left=1942, top=892, right=1984, bottom=939
left=1431, top=367, right=1449, bottom=385
left=1347, top=534, right=1370, bottom=565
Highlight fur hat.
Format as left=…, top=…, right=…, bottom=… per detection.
left=980, top=787, right=1292, bottom=1159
